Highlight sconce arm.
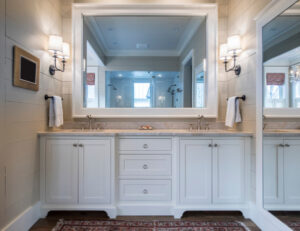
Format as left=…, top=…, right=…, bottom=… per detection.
left=49, top=53, right=66, bottom=75
left=223, top=55, right=241, bottom=76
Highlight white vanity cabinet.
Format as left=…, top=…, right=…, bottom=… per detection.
left=40, top=132, right=251, bottom=218
left=264, top=137, right=300, bottom=209
left=40, top=136, right=115, bottom=217
left=179, top=138, right=246, bottom=205
left=179, top=139, right=212, bottom=204
left=45, top=139, right=78, bottom=204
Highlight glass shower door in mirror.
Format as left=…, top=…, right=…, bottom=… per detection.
left=263, top=1, right=300, bottom=229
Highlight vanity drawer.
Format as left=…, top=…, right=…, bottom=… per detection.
left=119, top=155, right=171, bottom=176
left=119, top=138, right=172, bottom=152
left=119, top=180, right=171, bottom=201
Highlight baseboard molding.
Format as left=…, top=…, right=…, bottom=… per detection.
left=247, top=202, right=292, bottom=231
left=2, top=202, right=41, bottom=231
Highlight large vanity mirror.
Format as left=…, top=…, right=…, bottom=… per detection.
left=72, top=5, right=217, bottom=118
left=263, top=1, right=300, bottom=118
left=263, top=1, right=300, bottom=229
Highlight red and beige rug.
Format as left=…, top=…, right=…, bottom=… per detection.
left=53, top=219, right=250, bottom=231
left=286, top=221, right=300, bottom=231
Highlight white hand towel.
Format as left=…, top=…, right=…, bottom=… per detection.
left=49, top=96, right=63, bottom=128
left=235, top=99, right=242, bottom=123
left=225, top=96, right=242, bottom=128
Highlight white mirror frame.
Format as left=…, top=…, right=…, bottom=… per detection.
left=72, top=3, right=218, bottom=118
left=261, top=1, right=300, bottom=119
left=256, top=0, right=297, bottom=230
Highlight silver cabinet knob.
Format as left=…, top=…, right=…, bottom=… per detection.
left=73, top=144, right=78, bottom=147
left=214, top=144, right=218, bottom=147
left=208, top=144, right=212, bottom=147
left=143, top=189, right=148, bottom=194
left=78, top=144, right=84, bottom=147
left=143, top=144, right=149, bottom=149
left=143, top=164, right=148, bottom=169
left=278, top=144, right=284, bottom=147
left=285, top=144, right=290, bottom=147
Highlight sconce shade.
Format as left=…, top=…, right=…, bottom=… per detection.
left=60, top=42, right=70, bottom=59
left=227, top=35, right=242, bottom=55
left=48, top=35, right=63, bottom=53
left=219, top=44, right=231, bottom=61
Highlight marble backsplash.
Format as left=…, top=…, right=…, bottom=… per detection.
left=62, top=118, right=230, bottom=131
left=264, top=118, right=300, bottom=130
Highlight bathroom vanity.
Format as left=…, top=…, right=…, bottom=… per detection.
left=263, top=130, right=300, bottom=211
left=39, top=130, right=252, bottom=218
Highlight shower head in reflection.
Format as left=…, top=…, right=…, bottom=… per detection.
left=107, top=83, right=117, bottom=91
left=167, top=84, right=177, bottom=93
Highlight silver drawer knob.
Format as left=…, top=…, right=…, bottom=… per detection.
left=214, top=144, right=218, bottom=147
left=143, top=189, right=148, bottom=194
left=143, top=144, right=149, bottom=149
left=208, top=144, right=212, bottom=147
left=285, top=144, right=290, bottom=147
left=78, top=144, right=84, bottom=147
left=73, top=144, right=78, bottom=147
left=143, top=164, right=148, bottom=169
left=278, top=144, right=284, bottom=147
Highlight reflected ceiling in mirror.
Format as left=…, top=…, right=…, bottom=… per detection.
left=82, top=15, right=207, bottom=109
left=263, top=1, right=300, bottom=110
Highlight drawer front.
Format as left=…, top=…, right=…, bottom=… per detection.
left=119, top=155, right=171, bottom=176
left=119, top=180, right=171, bottom=201
left=119, top=138, right=172, bottom=152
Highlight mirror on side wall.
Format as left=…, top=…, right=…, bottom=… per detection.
left=263, top=1, right=300, bottom=229
left=82, top=16, right=207, bottom=109
left=263, top=1, right=300, bottom=117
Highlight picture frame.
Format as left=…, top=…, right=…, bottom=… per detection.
left=13, top=46, right=40, bottom=91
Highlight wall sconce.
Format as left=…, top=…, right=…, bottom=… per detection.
left=220, top=35, right=242, bottom=76
left=48, top=35, right=70, bottom=75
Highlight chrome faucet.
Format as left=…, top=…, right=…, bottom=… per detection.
left=197, top=115, right=205, bottom=131
left=87, top=114, right=93, bottom=130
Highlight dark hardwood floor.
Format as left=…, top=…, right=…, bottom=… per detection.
left=30, top=211, right=261, bottom=230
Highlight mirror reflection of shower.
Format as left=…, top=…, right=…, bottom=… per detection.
left=167, top=84, right=183, bottom=107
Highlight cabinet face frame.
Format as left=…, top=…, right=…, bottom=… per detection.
left=72, top=3, right=218, bottom=118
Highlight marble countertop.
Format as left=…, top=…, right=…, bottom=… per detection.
left=38, top=129, right=253, bottom=137
left=264, top=129, right=300, bottom=137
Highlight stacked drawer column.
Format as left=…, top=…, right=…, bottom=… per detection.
left=117, top=136, right=173, bottom=215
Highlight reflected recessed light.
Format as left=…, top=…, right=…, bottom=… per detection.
left=136, top=43, right=148, bottom=49
left=157, top=74, right=162, bottom=78
left=118, top=74, right=123, bottom=77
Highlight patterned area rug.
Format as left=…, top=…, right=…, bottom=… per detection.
left=52, top=219, right=250, bottom=231
left=286, top=221, right=300, bottom=231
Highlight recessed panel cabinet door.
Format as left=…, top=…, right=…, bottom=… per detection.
left=284, top=139, right=300, bottom=204
left=212, top=139, right=245, bottom=204
left=45, top=139, right=78, bottom=204
left=179, top=139, right=212, bottom=204
left=263, top=138, right=284, bottom=204
left=79, top=140, right=111, bottom=204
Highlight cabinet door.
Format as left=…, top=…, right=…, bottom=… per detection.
left=263, top=138, right=284, bottom=204
left=212, top=139, right=244, bottom=204
left=179, top=139, right=212, bottom=204
left=45, top=139, right=78, bottom=204
left=284, top=139, right=300, bottom=204
left=79, top=139, right=110, bottom=204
